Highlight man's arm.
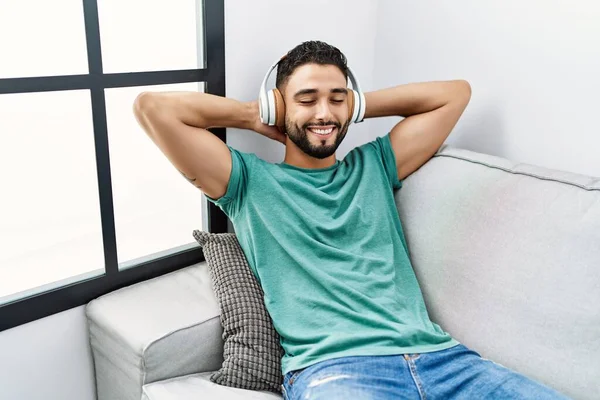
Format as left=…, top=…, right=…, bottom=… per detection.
left=133, top=92, right=285, bottom=200
left=364, top=80, right=472, bottom=181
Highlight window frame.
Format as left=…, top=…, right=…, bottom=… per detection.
left=0, top=0, right=227, bottom=332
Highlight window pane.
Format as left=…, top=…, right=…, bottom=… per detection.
left=0, top=91, right=104, bottom=304
left=105, top=83, right=206, bottom=268
left=0, top=0, right=88, bottom=79
left=97, top=1, right=205, bottom=73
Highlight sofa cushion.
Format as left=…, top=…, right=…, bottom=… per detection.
left=142, top=372, right=282, bottom=400
left=86, top=263, right=224, bottom=400
left=397, top=145, right=600, bottom=400
left=193, top=230, right=284, bottom=393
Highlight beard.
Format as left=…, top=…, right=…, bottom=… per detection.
left=284, top=116, right=350, bottom=160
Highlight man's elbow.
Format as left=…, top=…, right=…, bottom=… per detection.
left=133, top=92, right=165, bottom=138
left=133, top=92, right=159, bottom=117
left=454, top=80, right=472, bottom=102
left=444, top=80, right=471, bottom=111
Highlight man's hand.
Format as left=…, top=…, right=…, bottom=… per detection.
left=246, top=101, right=288, bottom=145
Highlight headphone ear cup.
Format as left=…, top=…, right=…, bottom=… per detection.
left=347, top=90, right=355, bottom=123
left=261, top=89, right=278, bottom=126
left=348, top=89, right=364, bottom=123
left=272, top=88, right=286, bottom=132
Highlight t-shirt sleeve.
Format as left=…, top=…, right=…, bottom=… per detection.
left=373, top=132, right=403, bottom=190
left=204, top=145, right=250, bottom=219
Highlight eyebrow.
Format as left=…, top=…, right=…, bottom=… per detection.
left=293, top=88, right=348, bottom=99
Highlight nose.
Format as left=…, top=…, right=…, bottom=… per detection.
left=314, top=99, right=333, bottom=121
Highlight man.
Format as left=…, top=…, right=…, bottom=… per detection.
left=134, top=41, right=568, bottom=399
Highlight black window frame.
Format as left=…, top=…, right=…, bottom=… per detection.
left=0, top=0, right=227, bottom=332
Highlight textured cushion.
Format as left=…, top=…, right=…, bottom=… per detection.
left=397, top=145, right=600, bottom=400
left=192, top=230, right=284, bottom=393
left=142, top=372, right=282, bottom=400
left=86, top=263, right=224, bottom=400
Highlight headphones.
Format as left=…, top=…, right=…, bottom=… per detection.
left=258, top=56, right=366, bottom=132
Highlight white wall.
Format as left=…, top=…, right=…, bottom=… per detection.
left=0, top=307, right=96, bottom=400
left=373, top=0, right=600, bottom=178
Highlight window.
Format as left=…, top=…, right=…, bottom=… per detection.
left=0, top=0, right=226, bottom=331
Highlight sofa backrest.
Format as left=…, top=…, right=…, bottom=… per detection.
left=396, top=145, right=600, bottom=400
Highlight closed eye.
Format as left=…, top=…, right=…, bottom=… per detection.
left=299, top=99, right=344, bottom=105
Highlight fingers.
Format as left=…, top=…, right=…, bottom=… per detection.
left=272, top=126, right=287, bottom=144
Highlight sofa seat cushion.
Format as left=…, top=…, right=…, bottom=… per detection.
left=142, top=372, right=283, bottom=400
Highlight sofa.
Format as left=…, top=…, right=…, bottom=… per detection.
left=85, top=144, right=600, bottom=400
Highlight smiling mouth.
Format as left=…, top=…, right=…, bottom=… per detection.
left=307, top=126, right=336, bottom=137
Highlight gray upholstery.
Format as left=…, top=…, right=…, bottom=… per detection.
left=87, top=145, right=599, bottom=400
left=397, top=145, right=600, bottom=400
left=86, top=264, right=225, bottom=400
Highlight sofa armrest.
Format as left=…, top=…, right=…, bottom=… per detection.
left=86, top=261, right=224, bottom=400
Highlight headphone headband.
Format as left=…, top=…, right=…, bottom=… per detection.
left=259, top=58, right=362, bottom=100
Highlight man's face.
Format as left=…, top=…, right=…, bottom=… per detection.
left=281, top=63, right=351, bottom=159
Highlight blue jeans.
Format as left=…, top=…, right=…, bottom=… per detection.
left=281, top=344, right=570, bottom=399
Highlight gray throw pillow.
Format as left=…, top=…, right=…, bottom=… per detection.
left=192, top=230, right=284, bottom=393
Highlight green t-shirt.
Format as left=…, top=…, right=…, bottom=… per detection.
left=207, top=132, right=458, bottom=375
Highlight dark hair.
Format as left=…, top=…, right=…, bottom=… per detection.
left=275, top=40, right=348, bottom=91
